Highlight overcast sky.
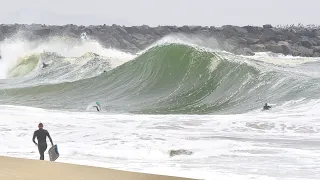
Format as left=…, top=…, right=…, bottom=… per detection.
left=0, top=0, right=319, bottom=27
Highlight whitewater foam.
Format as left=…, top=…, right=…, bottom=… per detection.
left=0, top=104, right=319, bottom=180
left=0, top=35, right=135, bottom=79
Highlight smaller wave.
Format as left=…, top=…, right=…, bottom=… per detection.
left=7, top=54, right=40, bottom=78
left=0, top=35, right=135, bottom=80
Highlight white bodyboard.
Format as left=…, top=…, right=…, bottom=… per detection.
left=48, top=144, right=59, bottom=161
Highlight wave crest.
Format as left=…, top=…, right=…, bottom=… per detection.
left=1, top=43, right=320, bottom=114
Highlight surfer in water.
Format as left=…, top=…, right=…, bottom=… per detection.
left=263, top=103, right=271, bottom=110
left=32, top=123, right=54, bottom=160
left=42, top=62, right=49, bottom=69
left=92, top=102, right=101, bottom=111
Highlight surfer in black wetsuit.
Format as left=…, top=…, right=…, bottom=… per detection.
left=32, top=123, right=54, bottom=160
left=263, top=103, right=271, bottom=110
left=92, top=102, right=101, bottom=112
left=42, top=62, right=49, bottom=68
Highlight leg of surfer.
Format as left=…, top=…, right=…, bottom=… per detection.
left=38, top=143, right=47, bottom=160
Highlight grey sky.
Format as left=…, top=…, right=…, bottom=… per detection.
left=1, top=0, right=319, bottom=27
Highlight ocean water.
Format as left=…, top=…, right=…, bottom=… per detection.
left=0, top=34, right=320, bottom=180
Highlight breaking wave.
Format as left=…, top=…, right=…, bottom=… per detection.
left=1, top=39, right=320, bottom=114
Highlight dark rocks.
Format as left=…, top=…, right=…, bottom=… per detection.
left=263, top=24, right=273, bottom=29
left=245, top=37, right=260, bottom=45
left=235, top=48, right=255, bottom=56
left=243, top=26, right=263, bottom=34
left=299, top=39, right=313, bottom=48
left=0, top=24, right=320, bottom=57
left=0, top=29, right=4, bottom=41
left=312, top=46, right=320, bottom=53
left=291, top=45, right=314, bottom=57
left=221, top=25, right=248, bottom=38
left=266, top=41, right=292, bottom=55
left=169, top=149, right=193, bottom=157
left=244, top=48, right=255, bottom=56
left=313, top=52, right=320, bottom=57
left=296, top=29, right=317, bottom=38
left=259, top=28, right=278, bottom=43
left=250, top=44, right=267, bottom=52
left=284, top=31, right=300, bottom=43
left=32, top=28, right=52, bottom=36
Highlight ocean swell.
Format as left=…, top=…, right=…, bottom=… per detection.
left=1, top=43, right=320, bottom=114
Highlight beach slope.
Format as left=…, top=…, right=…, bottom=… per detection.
left=0, top=156, right=196, bottom=180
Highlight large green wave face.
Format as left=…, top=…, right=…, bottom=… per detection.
left=103, top=44, right=260, bottom=114
left=1, top=43, right=320, bottom=114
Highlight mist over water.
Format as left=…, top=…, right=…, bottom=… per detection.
left=0, top=33, right=320, bottom=180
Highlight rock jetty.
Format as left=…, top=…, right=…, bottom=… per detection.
left=1, top=23, right=320, bottom=57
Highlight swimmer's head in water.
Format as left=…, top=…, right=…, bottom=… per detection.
left=38, top=123, right=43, bottom=129
left=96, top=102, right=100, bottom=106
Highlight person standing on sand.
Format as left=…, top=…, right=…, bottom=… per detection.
left=32, top=123, right=54, bottom=160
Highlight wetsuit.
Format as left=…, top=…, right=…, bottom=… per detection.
left=93, top=102, right=101, bottom=112
left=42, top=63, right=49, bottom=68
left=93, top=105, right=100, bottom=111
left=32, top=129, right=53, bottom=160
left=263, top=105, right=271, bottom=110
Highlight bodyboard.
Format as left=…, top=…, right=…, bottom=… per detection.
left=48, top=144, right=59, bottom=161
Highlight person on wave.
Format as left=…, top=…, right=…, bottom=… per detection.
left=32, top=123, right=54, bottom=160
left=42, top=62, right=49, bottom=69
left=263, top=103, right=271, bottom=110
left=92, top=102, right=101, bottom=112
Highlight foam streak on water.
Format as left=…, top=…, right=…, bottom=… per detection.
left=0, top=103, right=319, bottom=180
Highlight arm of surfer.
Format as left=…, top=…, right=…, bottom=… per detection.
left=92, top=105, right=100, bottom=111
left=47, top=131, right=54, bottom=146
left=32, top=131, right=37, bottom=145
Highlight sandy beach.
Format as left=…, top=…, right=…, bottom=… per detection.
left=0, top=156, right=197, bottom=180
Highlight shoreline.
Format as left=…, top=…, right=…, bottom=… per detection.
left=0, top=23, right=320, bottom=57
left=0, top=155, right=197, bottom=180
